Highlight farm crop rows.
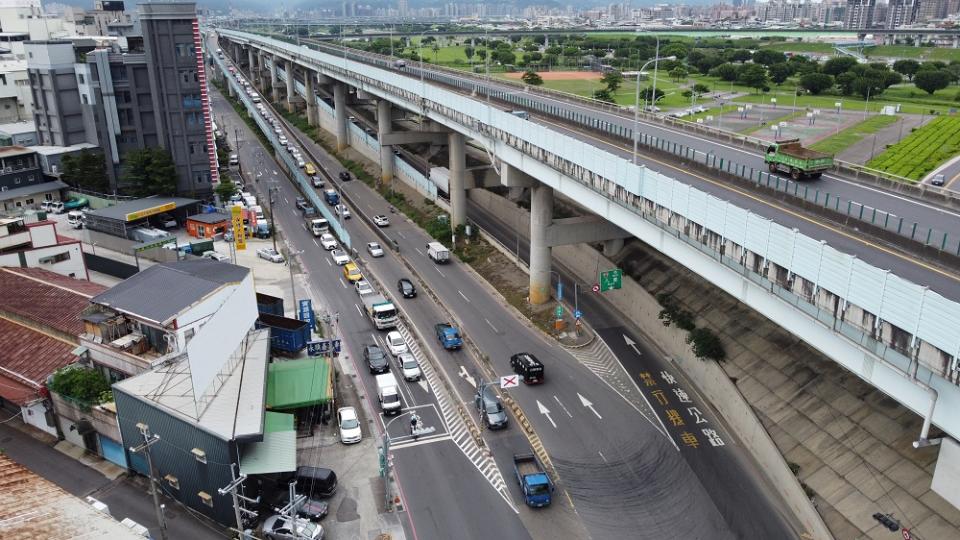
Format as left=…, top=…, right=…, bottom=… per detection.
left=867, top=116, right=960, bottom=181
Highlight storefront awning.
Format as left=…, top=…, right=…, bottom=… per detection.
left=239, top=412, right=296, bottom=475
left=265, top=357, right=333, bottom=410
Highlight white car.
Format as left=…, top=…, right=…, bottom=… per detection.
left=373, top=215, right=390, bottom=227
left=296, top=158, right=306, bottom=168
left=385, top=331, right=408, bottom=356
left=396, top=352, right=421, bottom=381
left=257, top=247, right=284, bottom=263
left=319, top=233, right=337, bottom=250
left=355, top=280, right=374, bottom=297
left=201, top=250, right=229, bottom=262
left=262, top=514, right=323, bottom=540
left=335, top=204, right=351, bottom=219
left=337, top=407, right=362, bottom=444
left=367, top=242, right=384, bottom=257
left=312, top=176, right=324, bottom=188
left=330, top=249, right=349, bottom=265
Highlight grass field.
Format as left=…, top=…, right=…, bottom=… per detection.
left=864, top=45, right=960, bottom=62
left=809, top=115, right=899, bottom=155
left=759, top=42, right=834, bottom=53
left=867, top=116, right=960, bottom=180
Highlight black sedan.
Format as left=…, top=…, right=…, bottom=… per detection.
left=364, top=344, right=389, bottom=373
left=397, top=278, right=417, bottom=298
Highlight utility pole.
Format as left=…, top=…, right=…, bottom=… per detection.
left=234, top=128, right=243, bottom=175
left=129, top=423, right=168, bottom=540
left=218, top=464, right=259, bottom=536
left=275, top=481, right=305, bottom=536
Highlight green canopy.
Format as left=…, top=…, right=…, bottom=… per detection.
left=266, top=357, right=333, bottom=410
left=239, top=411, right=296, bottom=475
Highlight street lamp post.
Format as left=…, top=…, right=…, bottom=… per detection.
left=234, top=128, right=242, bottom=175
left=632, top=48, right=675, bottom=165
left=287, top=248, right=304, bottom=310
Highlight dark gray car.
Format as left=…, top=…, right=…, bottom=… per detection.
left=364, top=344, right=389, bottom=374
left=475, top=383, right=508, bottom=430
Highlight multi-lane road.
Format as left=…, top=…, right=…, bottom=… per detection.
left=213, top=46, right=804, bottom=539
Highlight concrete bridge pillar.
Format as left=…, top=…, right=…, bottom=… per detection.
left=448, top=131, right=467, bottom=227
left=333, top=82, right=349, bottom=151
left=529, top=182, right=554, bottom=305
left=247, top=47, right=256, bottom=76
left=285, top=60, right=296, bottom=113
left=270, top=55, right=280, bottom=103
left=256, top=51, right=266, bottom=90
left=603, top=238, right=625, bottom=257
left=305, top=71, right=318, bottom=127
left=377, top=99, right=394, bottom=185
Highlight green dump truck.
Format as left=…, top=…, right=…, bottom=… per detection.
left=764, top=138, right=833, bottom=180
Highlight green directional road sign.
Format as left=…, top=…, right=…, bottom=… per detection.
left=600, top=269, right=623, bottom=292
left=554, top=305, right=564, bottom=318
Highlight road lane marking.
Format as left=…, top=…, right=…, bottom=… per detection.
left=553, top=395, right=573, bottom=418
left=397, top=231, right=406, bottom=239
left=578, top=393, right=602, bottom=420
left=284, top=197, right=289, bottom=204
left=355, top=303, right=363, bottom=316
left=326, top=258, right=332, bottom=266
left=536, top=400, right=557, bottom=428
left=340, top=278, right=347, bottom=288
left=598, top=450, right=608, bottom=463
left=535, top=115, right=960, bottom=284
left=484, top=318, right=498, bottom=333
left=435, top=267, right=446, bottom=278
left=313, top=239, right=319, bottom=247
left=414, top=247, right=423, bottom=256
left=458, top=290, right=470, bottom=302
left=390, top=435, right=453, bottom=450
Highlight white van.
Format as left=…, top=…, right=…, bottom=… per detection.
left=376, top=373, right=401, bottom=415
left=49, top=201, right=65, bottom=214
left=310, top=218, right=329, bottom=237
left=251, top=205, right=265, bottom=221
left=426, top=241, right=450, bottom=264
left=67, top=210, right=84, bottom=229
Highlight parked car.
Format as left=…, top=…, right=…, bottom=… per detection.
left=396, top=352, right=421, bottom=381
left=364, top=344, right=389, bottom=374
left=258, top=247, right=285, bottom=263
left=335, top=204, right=351, bottom=219
left=261, top=515, right=324, bottom=540
left=267, top=492, right=328, bottom=522
left=202, top=251, right=229, bottom=262
left=319, top=233, right=337, bottom=250
left=385, top=331, right=408, bottom=356
left=157, top=214, right=178, bottom=229
left=229, top=154, right=239, bottom=166
left=373, top=215, right=390, bottom=227
left=337, top=407, right=362, bottom=444
left=397, top=278, right=416, bottom=298
left=355, top=280, right=374, bottom=297
left=330, top=249, right=350, bottom=266
left=366, top=242, right=384, bottom=257
left=338, top=171, right=351, bottom=182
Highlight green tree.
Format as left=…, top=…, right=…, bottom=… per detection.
left=668, top=66, right=688, bottom=82
left=49, top=366, right=111, bottom=405
left=521, top=70, right=543, bottom=86
left=723, top=48, right=752, bottom=63
left=835, top=72, right=857, bottom=95
left=768, top=63, right=792, bottom=85
left=709, top=62, right=740, bottom=82
left=464, top=45, right=475, bottom=62
left=121, top=147, right=177, bottom=197
left=431, top=42, right=440, bottom=62
left=640, top=86, right=665, bottom=104
left=752, top=49, right=786, bottom=66
left=737, top=63, right=769, bottom=93
left=660, top=42, right=688, bottom=60
left=799, top=72, right=834, bottom=95
left=592, top=88, right=615, bottom=103
left=476, top=49, right=487, bottom=61
left=215, top=178, right=236, bottom=204
left=914, top=69, right=952, bottom=94
left=693, top=83, right=711, bottom=95
left=496, top=50, right=516, bottom=66
left=600, top=70, right=624, bottom=93
left=61, top=150, right=109, bottom=193
left=823, top=56, right=858, bottom=76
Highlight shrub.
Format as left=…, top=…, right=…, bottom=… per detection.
left=656, top=293, right=696, bottom=331
left=48, top=366, right=111, bottom=406
left=686, top=328, right=727, bottom=362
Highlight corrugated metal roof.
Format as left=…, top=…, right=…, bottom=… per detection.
left=0, top=180, right=67, bottom=202
left=0, top=454, right=145, bottom=539
left=86, top=196, right=198, bottom=221
left=0, top=318, right=76, bottom=404
left=187, top=212, right=229, bottom=224
left=91, top=260, right=249, bottom=325
left=239, top=411, right=296, bottom=475
left=112, top=328, right=269, bottom=440
left=0, top=267, right=105, bottom=336
left=266, top=357, right=333, bottom=410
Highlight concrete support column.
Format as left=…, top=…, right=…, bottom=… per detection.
left=333, top=83, right=349, bottom=151
left=448, top=131, right=467, bottom=227
left=247, top=47, right=256, bottom=75
left=305, top=72, right=318, bottom=127
left=603, top=238, right=625, bottom=258
left=377, top=99, right=394, bottom=184
left=285, top=60, right=296, bottom=113
left=528, top=183, right=554, bottom=305
left=270, top=55, right=280, bottom=103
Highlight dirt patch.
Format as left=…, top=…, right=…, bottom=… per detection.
left=503, top=70, right=601, bottom=81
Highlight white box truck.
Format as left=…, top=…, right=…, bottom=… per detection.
left=362, top=293, right=398, bottom=330
left=426, top=241, right=450, bottom=264
left=309, top=218, right=329, bottom=237
left=376, top=373, right=401, bottom=415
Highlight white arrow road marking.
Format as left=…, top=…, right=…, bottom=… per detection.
left=458, top=365, right=477, bottom=388
left=554, top=395, right=573, bottom=418
left=578, top=393, right=602, bottom=419
left=537, top=400, right=557, bottom=429
left=417, top=379, right=430, bottom=393
left=623, top=334, right=642, bottom=356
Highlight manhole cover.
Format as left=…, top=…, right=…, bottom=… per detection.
left=376, top=535, right=392, bottom=540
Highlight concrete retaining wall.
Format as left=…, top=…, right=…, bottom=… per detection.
left=468, top=188, right=833, bottom=540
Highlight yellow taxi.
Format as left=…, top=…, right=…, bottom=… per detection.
left=343, top=262, right=363, bottom=283
left=304, top=163, right=317, bottom=176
